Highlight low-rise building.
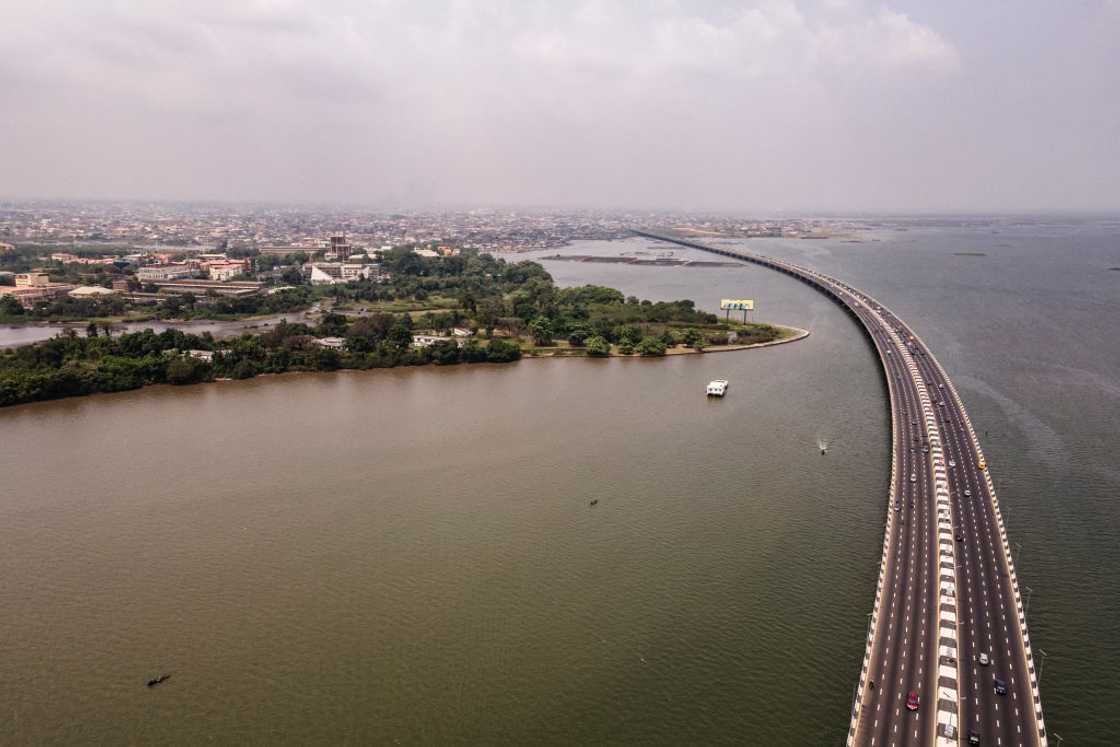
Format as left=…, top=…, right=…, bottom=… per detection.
left=208, top=261, right=248, bottom=281
left=308, top=264, right=341, bottom=285
left=258, top=245, right=310, bottom=256
left=15, top=272, right=50, bottom=287
left=152, top=279, right=263, bottom=297
left=68, top=286, right=119, bottom=299
left=314, top=337, right=346, bottom=350
left=0, top=283, right=76, bottom=309
left=137, top=264, right=195, bottom=282
left=412, top=334, right=465, bottom=348
left=308, top=262, right=380, bottom=285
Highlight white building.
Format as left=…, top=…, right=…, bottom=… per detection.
left=315, top=337, right=346, bottom=350
left=68, top=286, right=119, bottom=298
left=412, top=334, right=466, bottom=348
left=137, top=264, right=194, bottom=282
left=309, top=262, right=381, bottom=285
left=309, top=264, right=341, bottom=285
left=411, top=334, right=449, bottom=348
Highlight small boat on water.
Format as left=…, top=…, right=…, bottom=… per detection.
left=147, top=674, right=171, bottom=688
left=706, top=379, right=729, bottom=397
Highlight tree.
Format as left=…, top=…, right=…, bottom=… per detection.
left=460, top=339, right=486, bottom=362
left=232, top=359, right=259, bottom=379
left=619, top=325, right=642, bottom=346
left=485, top=338, right=522, bottom=362
left=162, top=295, right=184, bottom=317
left=474, top=299, right=502, bottom=333
left=635, top=336, right=668, bottom=357
left=315, top=348, right=341, bottom=370
left=429, top=339, right=461, bottom=365
left=281, top=266, right=304, bottom=285
left=166, top=356, right=210, bottom=385
left=567, top=326, right=590, bottom=347
left=86, top=321, right=100, bottom=338
left=529, top=316, right=553, bottom=346
left=318, top=312, right=350, bottom=336
left=0, top=296, right=24, bottom=316
left=585, top=336, right=611, bottom=357
left=386, top=314, right=414, bottom=349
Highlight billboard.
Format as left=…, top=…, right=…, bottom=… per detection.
left=720, top=299, right=754, bottom=311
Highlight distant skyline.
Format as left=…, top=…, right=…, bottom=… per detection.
left=2, top=1, right=1118, bottom=212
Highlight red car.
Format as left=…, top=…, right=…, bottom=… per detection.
left=906, top=691, right=920, bottom=711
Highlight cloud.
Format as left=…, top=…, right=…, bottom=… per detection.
left=511, top=1, right=960, bottom=82
left=1, top=1, right=1114, bottom=211
left=1, top=1, right=959, bottom=113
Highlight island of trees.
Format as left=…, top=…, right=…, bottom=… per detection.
left=0, top=249, right=796, bottom=407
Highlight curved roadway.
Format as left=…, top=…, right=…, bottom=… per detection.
left=631, top=231, right=1046, bottom=747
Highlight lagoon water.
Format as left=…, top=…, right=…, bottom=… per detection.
left=2, top=218, right=1118, bottom=743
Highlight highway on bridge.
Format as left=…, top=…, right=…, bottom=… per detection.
left=632, top=231, right=1046, bottom=747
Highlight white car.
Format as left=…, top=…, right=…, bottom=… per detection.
left=978, top=652, right=990, bottom=666
left=949, top=460, right=956, bottom=468
left=964, top=489, right=972, bottom=497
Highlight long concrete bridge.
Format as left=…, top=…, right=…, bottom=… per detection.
left=632, top=230, right=1046, bottom=747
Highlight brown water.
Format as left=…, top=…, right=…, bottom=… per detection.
left=1, top=286, right=888, bottom=743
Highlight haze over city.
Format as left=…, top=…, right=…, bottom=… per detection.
left=2, top=0, right=1118, bottom=212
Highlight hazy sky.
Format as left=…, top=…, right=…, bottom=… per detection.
left=2, top=1, right=1118, bottom=211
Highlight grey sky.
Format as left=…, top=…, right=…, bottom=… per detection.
left=1, top=0, right=1117, bottom=211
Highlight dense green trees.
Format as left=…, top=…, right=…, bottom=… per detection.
left=0, top=296, right=24, bottom=316
left=529, top=316, right=553, bottom=346
left=167, top=356, right=212, bottom=385
left=0, top=328, right=215, bottom=405
left=585, top=336, right=611, bottom=356
left=635, top=336, right=668, bottom=356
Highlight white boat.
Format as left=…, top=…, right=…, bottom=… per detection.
left=706, top=379, right=729, bottom=397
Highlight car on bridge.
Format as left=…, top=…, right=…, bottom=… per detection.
left=994, top=677, right=1008, bottom=695
left=906, top=691, right=920, bottom=711
left=968, top=730, right=981, bottom=745
left=978, top=651, right=990, bottom=666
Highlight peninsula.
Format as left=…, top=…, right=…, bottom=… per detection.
left=0, top=249, right=800, bottom=407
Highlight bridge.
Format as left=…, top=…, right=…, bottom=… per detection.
left=632, top=230, right=1046, bottom=747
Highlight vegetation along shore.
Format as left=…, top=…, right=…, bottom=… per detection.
left=0, top=250, right=801, bottom=407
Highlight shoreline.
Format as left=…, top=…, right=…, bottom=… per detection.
left=520, top=324, right=810, bottom=359
left=0, top=324, right=811, bottom=411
